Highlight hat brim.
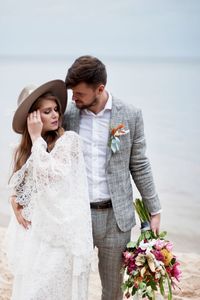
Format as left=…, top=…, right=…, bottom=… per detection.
left=13, top=79, right=67, bottom=134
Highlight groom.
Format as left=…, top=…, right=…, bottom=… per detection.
left=64, top=55, right=162, bottom=300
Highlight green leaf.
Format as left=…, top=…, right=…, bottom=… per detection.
left=171, top=257, right=176, bottom=265
left=121, top=283, right=128, bottom=292
left=158, top=231, right=167, bottom=239
left=144, top=231, right=152, bottom=240
left=148, top=280, right=158, bottom=291
left=139, top=282, right=146, bottom=289
left=165, top=271, right=173, bottom=300
left=126, top=241, right=137, bottom=249
left=159, top=277, right=165, bottom=296
left=131, top=286, right=137, bottom=296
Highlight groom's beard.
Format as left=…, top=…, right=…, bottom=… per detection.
left=74, top=96, right=99, bottom=110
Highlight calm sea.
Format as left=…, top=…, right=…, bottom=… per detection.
left=0, top=56, right=200, bottom=253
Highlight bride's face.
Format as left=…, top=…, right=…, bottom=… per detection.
left=38, top=99, right=60, bottom=134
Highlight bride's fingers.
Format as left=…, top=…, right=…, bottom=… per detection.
left=16, top=210, right=31, bottom=229
left=27, top=112, right=33, bottom=121
left=32, top=111, right=37, bottom=120
left=36, top=109, right=41, bottom=121
left=27, top=111, right=38, bottom=123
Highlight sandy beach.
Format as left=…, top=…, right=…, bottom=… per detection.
left=0, top=222, right=200, bottom=300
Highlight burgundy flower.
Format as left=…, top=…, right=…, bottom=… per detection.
left=152, top=250, right=164, bottom=261
left=127, top=260, right=136, bottom=273
left=125, top=291, right=131, bottom=298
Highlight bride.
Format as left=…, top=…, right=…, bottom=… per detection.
left=5, top=79, right=93, bottom=300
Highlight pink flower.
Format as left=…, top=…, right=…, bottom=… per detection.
left=123, top=251, right=137, bottom=273
left=165, top=241, right=173, bottom=252
left=155, top=239, right=166, bottom=250
left=123, top=251, right=132, bottom=260
left=170, top=262, right=182, bottom=281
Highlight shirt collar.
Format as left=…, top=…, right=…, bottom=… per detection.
left=104, top=92, right=112, bottom=111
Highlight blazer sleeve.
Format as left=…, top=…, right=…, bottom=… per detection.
left=129, top=109, right=161, bottom=213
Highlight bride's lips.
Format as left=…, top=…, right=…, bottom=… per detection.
left=51, top=121, right=58, bottom=126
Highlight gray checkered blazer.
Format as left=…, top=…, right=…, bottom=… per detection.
left=63, top=96, right=161, bottom=232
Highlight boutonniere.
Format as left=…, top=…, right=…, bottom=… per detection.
left=109, top=123, right=129, bottom=153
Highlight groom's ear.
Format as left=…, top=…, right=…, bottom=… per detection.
left=98, top=84, right=105, bottom=94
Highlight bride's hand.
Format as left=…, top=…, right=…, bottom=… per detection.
left=11, top=196, right=31, bottom=229
left=27, top=110, right=43, bottom=143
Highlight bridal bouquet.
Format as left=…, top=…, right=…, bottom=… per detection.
left=122, top=199, right=181, bottom=300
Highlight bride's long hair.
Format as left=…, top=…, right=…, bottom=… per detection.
left=12, top=93, right=64, bottom=174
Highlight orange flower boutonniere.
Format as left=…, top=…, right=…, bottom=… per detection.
left=109, top=123, right=129, bottom=153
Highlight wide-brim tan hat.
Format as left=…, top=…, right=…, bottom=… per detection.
left=13, top=79, right=67, bottom=134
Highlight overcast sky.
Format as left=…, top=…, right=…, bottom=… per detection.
left=0, top=0, right=200, bottom=58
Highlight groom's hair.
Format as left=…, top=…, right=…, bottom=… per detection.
left=65, top=55, right=107, bottom=88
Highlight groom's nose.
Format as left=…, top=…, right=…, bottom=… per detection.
left=72, top=94, right=77, bottom=101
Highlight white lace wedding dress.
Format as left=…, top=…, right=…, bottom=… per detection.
left=5, top=131, right=93, bottom=300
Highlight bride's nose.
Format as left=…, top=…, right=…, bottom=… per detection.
left=52, top=110, right=58, bottom=119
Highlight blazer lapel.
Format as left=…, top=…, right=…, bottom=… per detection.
left=70, top=104, right=80, bottom=133
left=106, top=97, right=123, bottom=165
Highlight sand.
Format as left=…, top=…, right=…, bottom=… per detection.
left=0, top=226, right=200, bottom=300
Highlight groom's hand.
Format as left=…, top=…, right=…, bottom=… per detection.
left=150, top=213, right=161, bottom=236
left=11, top=196, right=31, bottom=229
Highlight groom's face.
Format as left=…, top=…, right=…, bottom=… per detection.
left=71, top=82, right=102, bottom=110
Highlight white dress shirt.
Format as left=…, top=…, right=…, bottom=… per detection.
left=79, top=94, right=112, bottom=203
left=79, top=94, right=161, bottom=214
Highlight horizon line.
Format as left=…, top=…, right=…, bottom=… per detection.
left=1, top=54, right=200, bottom=63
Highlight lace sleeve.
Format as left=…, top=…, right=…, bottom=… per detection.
left=8, top=156, right=34, bottom=207
left=8, top=132, right=70, bottom=206
left=8, top=132, right=81, bottom=205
